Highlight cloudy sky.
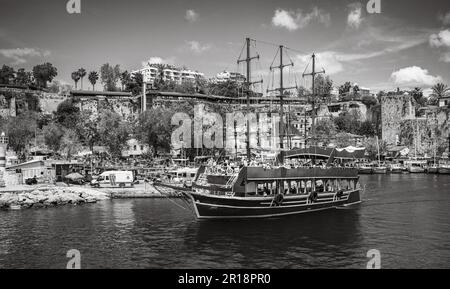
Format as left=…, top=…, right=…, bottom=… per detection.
left=0, top=0, right=449, bottom=95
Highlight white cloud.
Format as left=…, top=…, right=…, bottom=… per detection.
left=391, top=66, right=442, bottom=87
left=429, top=29, right=450, bottom=48
left=141, top=56, right=175, bottom=67
left=185, top=9, right=199, bottom=23
left=440, top=51, right=450, bottom=63
left=295, top=52, right=344, bottom=75
left=185, top=41, right=212, bottom=54
left=439, top=11, right=450, bottom=25
left=347, top=3, right=363, bottom=29
left=294, top=37, right=425, bottom=75
left=271, top=7, right=330, bottom=31
left=0, top=48, right=50, bottom=65
left=429, top=29, right=450, bottom=63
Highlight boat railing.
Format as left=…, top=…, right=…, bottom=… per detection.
left=225, top=171, right=240, bottom=188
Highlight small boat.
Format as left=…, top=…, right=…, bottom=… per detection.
left=389, top=163, right=404, bottom=173
left=358, top=164, right=373, bottom=174
left=372, top=137, right=386, bottom=174
left=438, top=164, right=450, bottom=174
left=373, top=165, right=387, bottom=174
left=408, top=163, right=426, bottom=173
left=427, top=165, right=439, bottom=174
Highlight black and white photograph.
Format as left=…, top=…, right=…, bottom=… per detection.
left=0, top=0, right=449, bottom=274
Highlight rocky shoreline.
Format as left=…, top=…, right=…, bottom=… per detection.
left=0, top=186, right=110, bottom=210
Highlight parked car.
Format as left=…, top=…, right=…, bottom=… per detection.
left=25, top=177, right=38, bottom=185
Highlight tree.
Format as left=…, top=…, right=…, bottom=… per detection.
left=88, top=71, right=99, bottom=90
left=55, top=99, right=80, bottom=129
left=0, top=65, right=15, bottom=84
left=410, top=87, right=426, bottom=109
left=120, top=70, right=131, bottom=91
left=98, top=110, right=130, bottom=158
left=15, top=68, right=33, bottom=86
left=429, top=83, right=449, bottom=105
left=71, top=71, right=81, bottom=90
left=59, top=129, right=83, bottom=160
left=362, top=137, right=387, bottom=160
left=314, top=74, right=333, bottom=102
left=208, top=80, right=241, bottom=97
left=361, top=95, right=378, bottom=108
left=100, top=63, right=121, bottom=91
left=43, top=122, right=64, bottom=154
left=125, top=72, right=143, bottom=95
left=32, top=63, right=57, bottom=88
left=78, top=68, right=87, bottom=90
left=76, top=111, right=100, bottom=152
left=357, top=121, right=376, bottom=137
left=135, top=108, right=172, bottom=157
left=333, top=111, right=361, bottom=134
left=338, top=82, right=352, bottom=96
left=315, top=118, right=337, bottom=145
left=6, top=114, right=37, bottom=159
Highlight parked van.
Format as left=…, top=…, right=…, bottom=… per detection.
left=90, top=171, right=134, bottom=188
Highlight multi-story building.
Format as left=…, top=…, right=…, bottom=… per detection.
left=132, top=64, right=204, bottom=85
left=212, top=71, right=246, bottom=84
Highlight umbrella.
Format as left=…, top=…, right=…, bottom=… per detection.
left=65, top=172, right=84, bottom=180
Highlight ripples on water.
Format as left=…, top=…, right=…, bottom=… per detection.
left=0, top=174, right=449, bottom=268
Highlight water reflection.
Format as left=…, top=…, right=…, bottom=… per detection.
left=0, top=174, right=449, bottom=268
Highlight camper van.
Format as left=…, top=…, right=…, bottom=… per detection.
left=90, top=171, right=134, bottom=188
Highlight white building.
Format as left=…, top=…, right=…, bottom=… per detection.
left=212, top=71, right=246, bottom=84
left=122, top=138, right=149, bottom=158
left=132, top=64, right=204, bottom=85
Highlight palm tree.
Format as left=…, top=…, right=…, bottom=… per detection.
left=78, top=68, right=86, bottom=90
left=71, top=71, right=81, bottom=90
left=88, top=71, right=99, bottom=91
left=428, top=83, right=449, bottom=106
left=120, top=71, right=131, bottom=91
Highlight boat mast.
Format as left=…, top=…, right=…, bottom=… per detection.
left=376, top=135, right=381, bottom=165
left=303, top=53, right=325, bottom=147
left=267, top=45, right=295, bottom=164
left=237, top=37, right=261, bottom=161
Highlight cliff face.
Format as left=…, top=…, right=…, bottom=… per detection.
left=0, top=87, right=68, bottom=117
left=382, top=94, right=450, bottom=155
left=77, top=97, right=140, bottom=121
left=381, top=95, right=415, bottom=145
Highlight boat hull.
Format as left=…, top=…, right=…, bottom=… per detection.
left=438, top=167, right=450, bottom=174
left=358, top=168, right=373, bottom=174
left=408, top=167, right=425, bottom=173
left=427, top=167, right=439, bottom=174
left=373, top=168, right=387, bottom=174
left=188, top=190, right=361, bottom=219
left=390, top=168, right=404, bottom=174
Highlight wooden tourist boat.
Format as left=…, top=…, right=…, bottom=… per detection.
left=153, top=40, right=363, bottom=219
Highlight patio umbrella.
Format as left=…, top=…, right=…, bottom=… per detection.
left=65, top=172, right=84, bottom=180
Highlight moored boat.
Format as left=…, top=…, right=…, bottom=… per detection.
left=427, top=165, right=439, bottom=174
left=438, top=164, right=450, bottom=174
left=373, top=166, right=387, bottom=174
left=184, top=166, right=362, bottom=219
left=389, top=163, right=404, bottom=173
left=358, top=164, right=373, bottom=174
left=408, top=164, right=426, bottom=173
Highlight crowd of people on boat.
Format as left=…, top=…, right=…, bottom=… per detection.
left=203, top=157, right=354, bottom=176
